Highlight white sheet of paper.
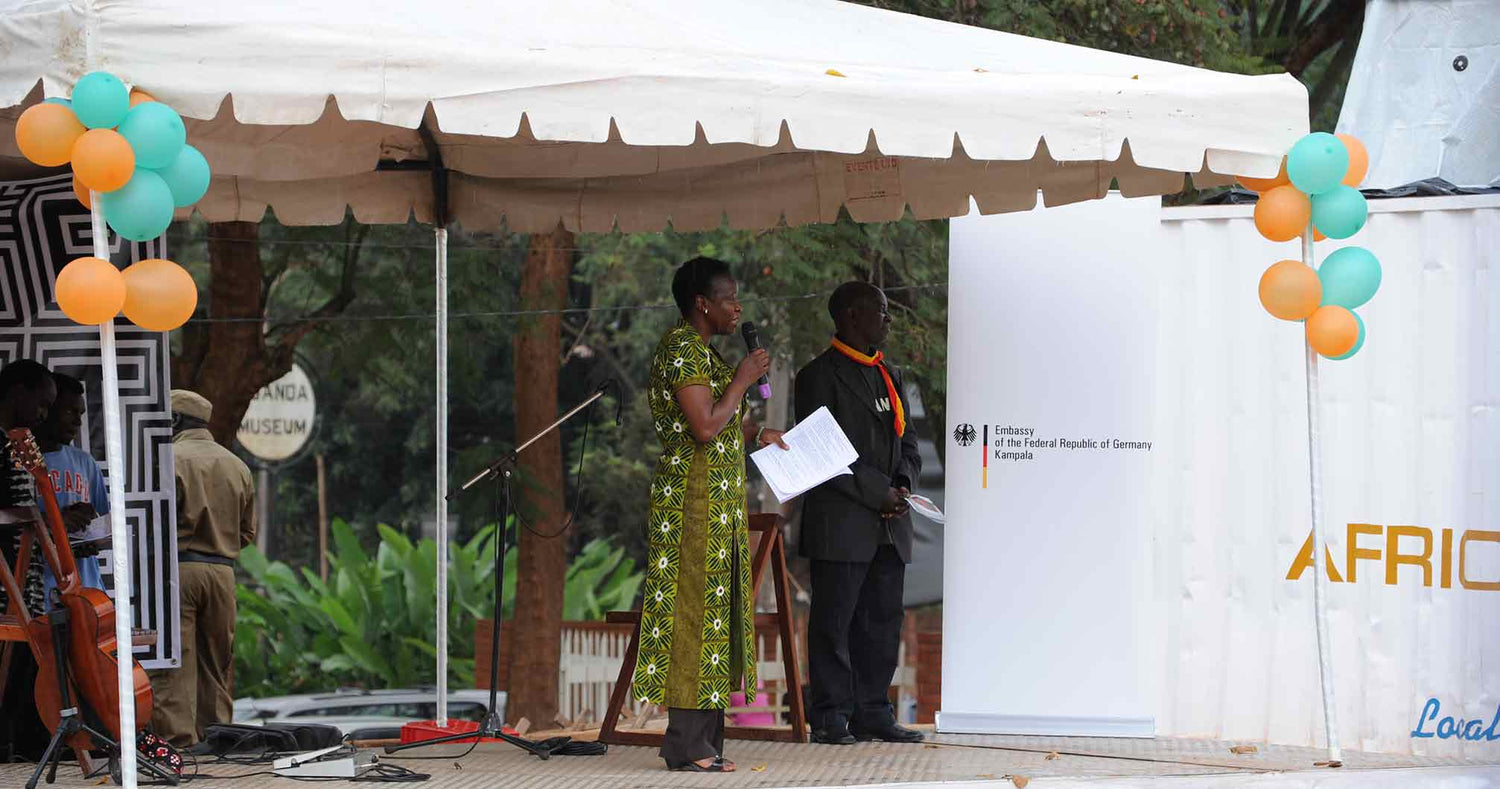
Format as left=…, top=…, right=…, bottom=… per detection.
left=72, top=515, right=111, bottom=544
left=906, top=494, right=945, bottom=524
left=750, top=406, right=860, bottom=504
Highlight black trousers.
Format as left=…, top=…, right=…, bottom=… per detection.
left=0, top=645, right=51, bottom=762
left=807, top=544, right=905, bottom=731
left=660, top=707, right=724, bottom=766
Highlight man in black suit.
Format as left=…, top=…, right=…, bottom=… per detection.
left=794, top=282, right=923, bottom=745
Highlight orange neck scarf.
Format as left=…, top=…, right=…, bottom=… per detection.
left=830, top=336, right=905, bottom=438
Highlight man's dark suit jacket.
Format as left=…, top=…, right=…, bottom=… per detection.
left=793, top=347, right=922, bottom=564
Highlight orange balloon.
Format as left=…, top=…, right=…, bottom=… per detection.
left=1239, top=158, right=1290, bottom=193
left=54, top=257, right=126, bottom=325
left=72, top=174, right=92, bottom=209
left=1306, top=305, right=1359, bottom=357
left=1337, top=134, right=1368, bottom=187
left=129, top=89, right=156, bottom=107
left=1313, top=226, right=1327, bottom=242
left=1254, top=185, right=1312, bottom=243
left=1258, top=260, right=1322, bottom=321
left=15, top=102, right=86, bottom=167
left=122, top=259, right=197, bottom=332
left=71, top=129, right=136, bottom=193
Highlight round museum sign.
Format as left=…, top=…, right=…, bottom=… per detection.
left=237, top=364, right=317, bottom=463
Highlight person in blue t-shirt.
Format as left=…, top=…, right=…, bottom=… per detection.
left=36, top=372, right=109, bottom=595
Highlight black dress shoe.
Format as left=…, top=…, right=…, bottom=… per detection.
left=810, top=726, right=857, bottom=745
left=849, top=722, right=925, bottom=743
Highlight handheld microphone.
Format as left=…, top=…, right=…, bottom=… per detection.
left=740, top=322, right=773, bottom=399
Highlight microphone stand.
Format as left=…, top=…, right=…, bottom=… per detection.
left=386, top=384, right=615, bottom=760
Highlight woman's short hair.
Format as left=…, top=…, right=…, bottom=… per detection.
left=671, top=256, right=732, bottom=316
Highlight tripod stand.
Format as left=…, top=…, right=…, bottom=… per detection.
left=385, top=385, right=614, bottom=760
left=29, top=603, right=178, bottom=788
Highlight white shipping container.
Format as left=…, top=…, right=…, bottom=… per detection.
left=1151, top=195, right=1500, bottom=757
left=943, top=194, right=1499, bottom=758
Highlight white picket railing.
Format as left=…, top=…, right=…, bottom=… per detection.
left=554, top=624, right=915, bottom=725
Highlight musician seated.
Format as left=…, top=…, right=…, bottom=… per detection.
left=0, top=360, right=55, bottom=602
left=0, top=360, right=58, bottom=761
left=36, top=373, right=110, bottom=595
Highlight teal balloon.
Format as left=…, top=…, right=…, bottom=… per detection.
left=155, top=144, right=211, bottom=207
left=1330, top=313, right=1365, bottom=360
left=117, top=102, right=185, bottom=169
left=1311, top=185, right=1368, bottom=239
left=71, top=72, right=130, bottom=129
left=1318, top=246, right=1382, bottom=309
left=101, top=170, right=175, bottom=241
left=42, top=97, right=71, bottom=107
left=1287, top=132, right=1349, bottom=195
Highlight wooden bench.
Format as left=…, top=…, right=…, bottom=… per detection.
left=598, top=513, right=808, bottom=745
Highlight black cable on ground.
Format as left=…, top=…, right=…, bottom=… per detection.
left=168, top=744, right=432, bottom=783
left=544, top=738, right=607, bottom=756
left=381, top=738, right=481, bottom=762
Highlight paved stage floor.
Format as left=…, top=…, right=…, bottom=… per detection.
left=2, top=731, right=1496, bottom=788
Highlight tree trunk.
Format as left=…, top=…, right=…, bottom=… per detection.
left=167, top=219, right=366, bottom=562
left=506, top=223, right=573, bottom=726
left=1283, top=0, right=1364, bottom=78
left=172, top=221, right=282, bottom=445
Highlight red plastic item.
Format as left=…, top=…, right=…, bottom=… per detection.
left=399, top=720, right=519, bottom=744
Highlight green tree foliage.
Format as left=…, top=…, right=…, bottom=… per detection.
left=861, top=0, right=1361, bottom=128
left=221, top=212, right=947, bottom=574
left=880, top=0, right=1269, bottom=73
left=234, top=518, right=642, bottom=697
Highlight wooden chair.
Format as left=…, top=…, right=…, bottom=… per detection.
left=0, top=526, right=98, bottom=775
left=598, top=512, right=808, bottom=745
left=0, top=526, right=151, bottom=773
left=0, top=526, right=35, bottom=645
left=0, top=527, right=38, bottom=704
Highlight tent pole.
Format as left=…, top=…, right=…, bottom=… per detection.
left=1302, top=225, right=1341, bottom=765
left=435, top=225, right=450, bottom=727
left=91, top=193, right=139, bottom=789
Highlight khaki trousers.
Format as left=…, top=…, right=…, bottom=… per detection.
left=149, top=561, right=236, bottom=746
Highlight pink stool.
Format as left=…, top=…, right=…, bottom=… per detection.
left=728, top=691, right=775, bottom=727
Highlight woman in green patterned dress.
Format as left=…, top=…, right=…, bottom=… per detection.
left=633, top=257, right=787, bottom=772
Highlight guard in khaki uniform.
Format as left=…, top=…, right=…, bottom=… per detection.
left=151, top=390, right=256, bottom=748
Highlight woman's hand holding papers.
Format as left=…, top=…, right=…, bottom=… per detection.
left=756, top=427, right=790, bottom=449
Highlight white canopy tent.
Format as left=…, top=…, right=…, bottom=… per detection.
left=2, top=0, right=1308, bottom=228
left=2, top=1, right=1309, bottom=783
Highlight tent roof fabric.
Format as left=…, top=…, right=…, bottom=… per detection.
left=0, top=0, right=1309, bottom=231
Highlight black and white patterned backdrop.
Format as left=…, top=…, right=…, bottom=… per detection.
left=0, top=173, right=180, bottom=669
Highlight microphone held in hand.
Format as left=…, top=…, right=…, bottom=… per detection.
left=740, top=321, right=773, bottom=399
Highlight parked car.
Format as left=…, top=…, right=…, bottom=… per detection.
left=233, top=688, right=504, bottom=738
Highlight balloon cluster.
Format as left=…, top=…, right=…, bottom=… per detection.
left=13, top=72, right=204, bottom=330
left=1246, top=133, right=1381, bottom=360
